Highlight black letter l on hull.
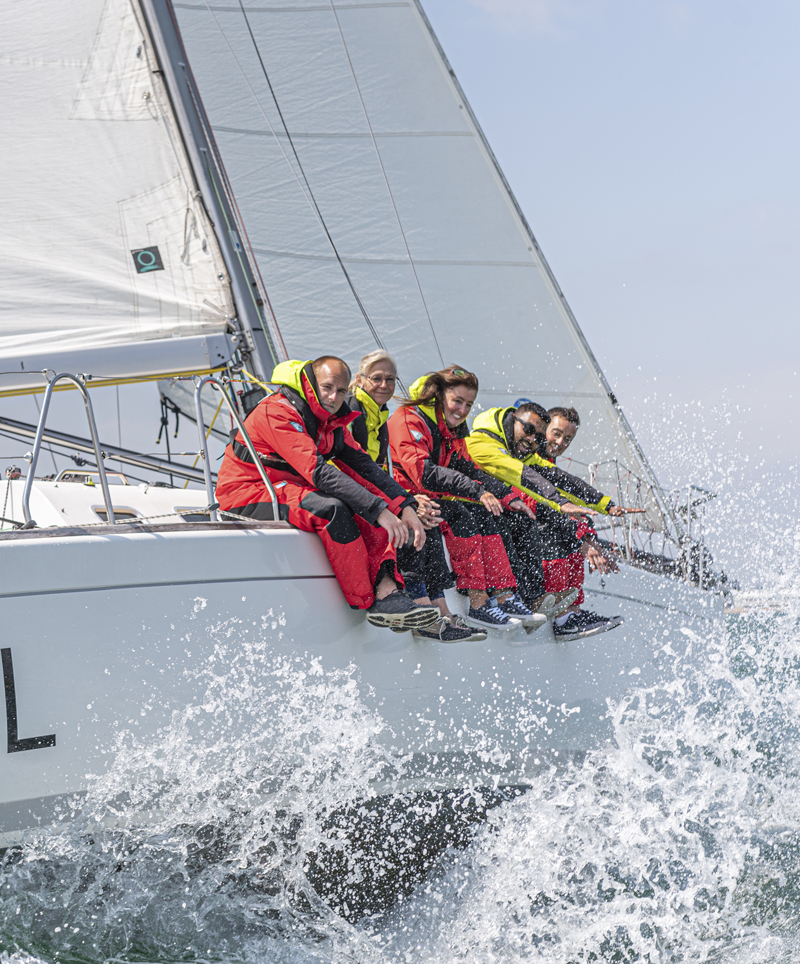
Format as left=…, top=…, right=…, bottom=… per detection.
left=2, top=647, right=56, bottom=753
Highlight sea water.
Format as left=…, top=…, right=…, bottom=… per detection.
left=2, top=604, right=800, bottom=963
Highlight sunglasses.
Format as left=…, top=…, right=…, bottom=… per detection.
left=513, top=416, right=545, bottom=437
left=448, top=368, right=468, bottom=377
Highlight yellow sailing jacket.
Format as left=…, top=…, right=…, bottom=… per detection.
left=345, top=385, right=389, bottom=465
left=466, top=407, right=614, bottom=514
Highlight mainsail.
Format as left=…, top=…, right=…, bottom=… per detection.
left=165, top=0, right=679, bottom=543
left=0, top=0, right=261, bottom=394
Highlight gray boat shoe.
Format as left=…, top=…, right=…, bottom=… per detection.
left=366, top=591, right=440, bottom=629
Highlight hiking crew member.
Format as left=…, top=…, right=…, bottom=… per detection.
left=389, top=366, right=546, bottom=632
left=347, top=352, right=482, bottom=643
left=467, top=402, right=637, bottom=640
left=215, top=356, right=438, bottom=630
left=345, top=349, right=393, bottom=469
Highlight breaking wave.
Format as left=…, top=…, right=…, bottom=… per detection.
left=3, top=600, right=800, bottom=963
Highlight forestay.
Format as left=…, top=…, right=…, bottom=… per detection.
left=171, top=0, right=673, bottom=536
left=0, top=0, right=236, bottom=391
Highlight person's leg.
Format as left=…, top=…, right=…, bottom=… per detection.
left=436, top=503, right=489, bottom=601
left=437, top=503, right=519, bottom=628
left=279, top=486, right=380, bottom=608
left=494, top=512, right=546, bottom=609
left=537, top=507, right=585, bottom=613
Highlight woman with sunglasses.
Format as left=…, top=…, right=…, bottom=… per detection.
left=388, top=366, right=547, bottom=632
left=347, top=352, right=482, bottom=642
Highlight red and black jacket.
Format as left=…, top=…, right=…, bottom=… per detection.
left=388, top=400, right=518, bottom=506
left=216, top=362, right=415, bottom=524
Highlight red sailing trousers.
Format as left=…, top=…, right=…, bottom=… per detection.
left=542, top=550, right=585, bottom=605
left=231, top=480, right=399, bottom=610
left=437, top=501, right=517, bottom=592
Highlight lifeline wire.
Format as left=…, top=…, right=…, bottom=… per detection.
left=326, top=0, right=444, bottom=369
left=204, top=0, right=390, bottom=359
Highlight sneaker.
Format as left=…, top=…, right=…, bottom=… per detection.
left=465, top=601, right=519, bottom=631
left=552, top=610, right=624, bottom=642
left=413, top=616, right=476, bottom=643
left=366, top=591, right=440, bottom=630
left=447, top=614, right=488, bottom=642
left=528, top=588, right=580, bottom=619
left=496, top=594, right=547, bottom=632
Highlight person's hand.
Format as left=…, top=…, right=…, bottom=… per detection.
left=582, top=538, right=619, bottom=574
left=607, top=506, right=646, bottom=517
left=479, top=491, right=503, bottom=516
left=509, top=498, right=536, bottom=520
left=400, top=505, right=427, bottom=550
left=560, top=502, right=596, bottom=519
left=414, top=494, right=442, bottom=529
left=377, top=507, right=411, bottom=548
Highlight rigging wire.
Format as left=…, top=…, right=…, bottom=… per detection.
left=202, top=0, right=391, bottom=364
left=325, top=0, right=444, bottom=369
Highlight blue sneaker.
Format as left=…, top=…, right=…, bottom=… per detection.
left=495, top=593, right=547, bottom=632
left=465, top=601, right=519, bottom=631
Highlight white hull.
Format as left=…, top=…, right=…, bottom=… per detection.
left=0, top=521, right=722, bottom=847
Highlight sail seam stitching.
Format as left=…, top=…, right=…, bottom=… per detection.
left=326, top=0, right=444, bottom=367
left=206, top=0, right=392, bottom=363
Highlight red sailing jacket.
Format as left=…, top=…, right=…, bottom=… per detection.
left=388, top=399, right=520, bottom=507
left=216, top=360, right=414, bottom=524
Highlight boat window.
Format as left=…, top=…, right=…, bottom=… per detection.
left=93, top=508, right=141, bottom=522
left=57, top=471, right=129, bottom=486
left=174, top=508, right=211, bottom=522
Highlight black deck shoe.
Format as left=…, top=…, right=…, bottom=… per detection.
left=366, top=591, right=440, bottom=630
left=413, top=615, right=476, bottom=642
left=553, top=610, right=624, bottom=642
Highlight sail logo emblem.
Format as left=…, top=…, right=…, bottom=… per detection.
left=290, top=422, right=304, bottom=433
left=131, top=246, right=164, bottom=274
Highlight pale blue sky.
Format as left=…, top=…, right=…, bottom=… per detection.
left=422, top=0, right=800, bottom=477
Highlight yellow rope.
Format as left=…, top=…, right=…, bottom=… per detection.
left=0, top=366, right=229, bottom=398
left=239, top=370, right=274, bottom=393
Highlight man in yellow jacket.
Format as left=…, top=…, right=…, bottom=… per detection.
left=466, top=401, right=640, bottom=641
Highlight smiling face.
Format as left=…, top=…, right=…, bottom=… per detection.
left=441, top=385, right=477, bottom=429
left=356, top=361, right=397, bottom=407
left=512, top=411, right=548, bottom=458
left=546, top=414, right=578, bottom=459
left=315, top=362, right=350, bottom=414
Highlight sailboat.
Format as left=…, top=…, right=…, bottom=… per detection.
left=0, top=0, right=723, bottom=848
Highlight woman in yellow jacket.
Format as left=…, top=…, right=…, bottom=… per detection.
left=347, top=351, right=484, bottom=642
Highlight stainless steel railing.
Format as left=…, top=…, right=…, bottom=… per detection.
left=22, top=373, right=115, bottom=527
left=193, top=375, right=280, bottom=522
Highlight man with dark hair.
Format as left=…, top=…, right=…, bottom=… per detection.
left=215, top=357, right=438, bottom=631
left=467, top=402, right=640, bottom=640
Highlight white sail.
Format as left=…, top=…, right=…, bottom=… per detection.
left=0, top=0, right=237, bottom=387
left=168, top=0, right=676, bottom=539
